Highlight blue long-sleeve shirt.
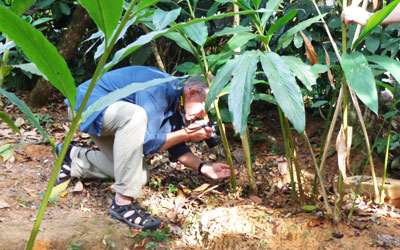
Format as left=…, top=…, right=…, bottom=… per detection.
left=66, top=66, right=190, bottom=161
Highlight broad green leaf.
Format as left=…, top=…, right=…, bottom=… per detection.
left=134, top=0, right=161, bottom=15
left=342, top=52, right=378, bottom=114
left=0, top=112, right=21, bottom=134
left=252, top=0, right=262, bottom=9
left=205, top=58, right=239, bottom=111
left=0, top=144, right=13, bottom=162
left=261, top=0, right=283, bottom=27
left=50, top=179, right=71, bottom=200
left=253, top=93, right=277, bottom=105
left=164, top=31, right=193, bottom=54
left=384, top=110, right=398, bottom=120
left=82, top=77, right=182, bottom=122
left=221, top=32, right=257, bottom=54
left=182, top=21, right=208, bottom=46
left=277, top=14, right=327, bottom=50
left=365, top=35, right=380, bottom=54
left=228, top=51, right=259, bottom=136
left=266, top=9, right=299, bottom=37
left=9, top=0, right=35, bottom=16
left=311, top=64, right=330, bottom=75
left=0, top=88, right=54, bottom=149
left=312, top=100, right=328, bottom=108
left=79, top=0, right=123, bottom=40
left=176, top=62, right=196, bottom=73
left=260, top=52, right=305, bottom=133
left=352, top=0, right=400, bottom=50
left=13, top=63, right=48, bottom=80
left=0, top=5, right=76, bottom=109
left=367, top=55, right=400, bottom=84
left=0, top=41, right=15, bottom=54
left=31, top=17, right=53, bottom=27
left=282, top=56, right=317, bottom=91
left=153, top=8, right=181, bottom=30
left=212, top=25, right=252, bottom=37
left=105, top=10, right=257, bottom=71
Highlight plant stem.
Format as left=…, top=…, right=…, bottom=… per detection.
left=26, top=2, right=138, bottom=249
left=278, top=108, right=297, bottom=199
left=0, top=36, right=11, bottom=99
left=242, top=127, right=257, bottom=195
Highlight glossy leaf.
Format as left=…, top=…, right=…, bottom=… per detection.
left=9, top=0, right=35, bottom=16
left=260, top=52, right=305, bottom=133
left=228, top=51, right=259, bottom=136
left=153, top=8, right=181, bottom=30
left=282, top=56, right=321, bottom=91
left=0, top=88, right=53, bottom=147
left=261, top=0, right=283, bottom=27
left=13, top=63, right=48, bottom=80
left=212, top=25, right=252, bottom=37
left=0, top=112, right=21, bottom=135
left=182, top=21, right=208, bottom=46
left=253, top=93, right=277, bottom=105
left=164, top=31, right=193, bottom=54
left=205, top=58, right=239, bottom=110
left=82, top=76, right=181, bottom=122
left=252, top=0, right=262, bottom=9
left=266, top=9, right=299, bottom=37
left=367, top=55, right=400, bottom=85
left=342, top=52, right=378, bottom=114
left=79, top=0, right=123, bottom=40
left=277, top=14, right=327, bottom=50
left=352, top=0, right=400, bottom=50
left=221, top=32, right=257, bottom=54
left=0, top=5, right=76, bottom=109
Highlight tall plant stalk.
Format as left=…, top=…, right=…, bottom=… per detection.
left=242, top=127, right=258, bottom=194
left=26, top=2, right=139, bottom=249
left=0, top=36, right=11, bottom=99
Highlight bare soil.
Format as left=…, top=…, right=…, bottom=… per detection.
left=1, top=95, right=400, bottom=250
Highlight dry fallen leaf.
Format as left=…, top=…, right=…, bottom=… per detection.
left=323, top=47, right=335, bottom=88
left=73, top=181, right=84, bottom=192
left=193, top=183, right=210, bottom=192
left=250, top=195, right=262, bottom=204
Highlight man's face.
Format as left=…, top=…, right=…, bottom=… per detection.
left=184, top=89, right=207, bottom=121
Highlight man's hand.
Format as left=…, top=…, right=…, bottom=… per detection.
left=200, top=162, right=236, bottom=179
left=184, top=120, right=213, bottom=141
left=341, top=6, right=372, bottom=26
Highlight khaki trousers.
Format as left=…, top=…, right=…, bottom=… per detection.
left=70, top=101, right=149, bottom=198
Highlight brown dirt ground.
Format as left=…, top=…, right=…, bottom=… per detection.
left=1, top=95, right=400, bottom=250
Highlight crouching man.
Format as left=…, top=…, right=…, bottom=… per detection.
left=56, top=66, right=232, bottom=230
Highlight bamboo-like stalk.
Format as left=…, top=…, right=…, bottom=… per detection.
left=0, top=36, right=11, bottom=99
left=141, top=25, right=166, bottom=72
left=242, top=127, right=258, bottom=195
left=279, top=108, right=297, bottom=199
left=303, top=132, right=332, bottom=217
left=26, top=2, right=139, bottom=249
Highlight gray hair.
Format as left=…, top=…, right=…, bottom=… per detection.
left=184, top=73, right=213, bottom=98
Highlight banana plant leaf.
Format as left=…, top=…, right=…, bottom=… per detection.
left=260, top=52, right=305, bottom=134
left=0, top=5, right=76, bottom=109
left=342, top=52, right=378, bottom=115
left=228, top=50, right=259, bottom=136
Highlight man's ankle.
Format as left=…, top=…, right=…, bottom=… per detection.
left=115, top=193, right=133, bottom=206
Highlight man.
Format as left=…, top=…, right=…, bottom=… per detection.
left=57, top=66, right=232, bottom=230
left=342, top=4, right=400, bottom=26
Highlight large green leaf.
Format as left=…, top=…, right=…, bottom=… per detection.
left=153, top=8, right=181, bottom=30
left=13, top=63, right=48, bottom=80
left=182, top=21, right=208, bottom=47
left=82, top=76, right=181, bottom=122
left=342, top=52, right=378, bottom=115
left=260, top=52, right=305, bottom=133
left=0, top=88, right=54, bottom=148
left=164, top=31, right=193, bottom=54
left=367, top=55, right=400, bottom=85
left=79, top=0, right=123, bottom=40
left=282, top=56, right=318, bottom=91
left=266, top=9, right=299, bottom=42
left=252, top=0, right=262, bottom=9
left=0, top=112, right=21, bottom=135
left=352, top=0, right=400, bottom=50
left=228, top=51, right=259, bottom=136
left=253, top=93, right=277, bottom=105
left=221, top=32, right=257, bottom=54
left=261, top=0, right=283, bottom=27
left=212, top=25, right=252, bottom=37
left=0, top=5, right=76, bottom=109
left=277, top=14, right=327, bottom=50
left=105, top=10, right=257, bottom=71
left=9, top=0, right=35, bottom=16
left=205, top=58, right=239, bottom=111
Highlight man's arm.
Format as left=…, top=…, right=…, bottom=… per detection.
left=342, top=5, right=400, bottom=26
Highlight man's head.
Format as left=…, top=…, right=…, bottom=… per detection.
left=183, top=74, right=213, bottom=121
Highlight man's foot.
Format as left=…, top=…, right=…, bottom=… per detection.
left=55, top=143, right=73, bottom=184
left=109, top=199, right=161, bottom=230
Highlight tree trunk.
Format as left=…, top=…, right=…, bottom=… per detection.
left=28, top=5, right=91, bottom=108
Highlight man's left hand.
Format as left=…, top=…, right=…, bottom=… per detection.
left=200, top=163, right=236, bottom=179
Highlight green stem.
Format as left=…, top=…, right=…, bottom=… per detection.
left=278, top=108, right=297, bottom=199
left=26, top=2, right=138, bottom=249
left=242, top=127, right=257, bottom=195
left=0, top=36, right=11, bottom=97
